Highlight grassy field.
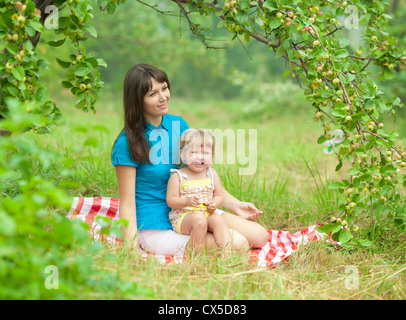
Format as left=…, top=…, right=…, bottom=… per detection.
left=36, top=89, right=406, bottom=300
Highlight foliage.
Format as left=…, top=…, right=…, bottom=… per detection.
left=0, top=0, right=111, bottom=128
left=380, top=0, right=406, bottom=110
left=228, top=70, right=307, bottom=118
left=158, top=0, right=406, bottom=246
left=83, top=0, right=228, bottom=97
left=1, top=0, right=406, bottom=300
left=0, top=98, right=151, bottom=299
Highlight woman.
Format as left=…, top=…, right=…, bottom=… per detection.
left=111, top=64, right=268, bottom=256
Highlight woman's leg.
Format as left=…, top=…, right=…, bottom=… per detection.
left=204, top=229, right=249, bottom=253
left=137, top=229, right=190, bottom=257
left=137, top=227, right=250, bottom=258
left=221, top=212, right=269, bottom=248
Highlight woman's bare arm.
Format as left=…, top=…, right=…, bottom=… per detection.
left=222, top=188, right=263, bottom=221
left=115, top=165, right=138, bottom=247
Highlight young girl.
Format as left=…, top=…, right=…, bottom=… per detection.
left=166, top=129, right=232, bottom=255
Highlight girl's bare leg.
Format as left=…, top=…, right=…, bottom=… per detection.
left=180, top=213, right=207, bottom=251
left=207, top=214, right=232, bottom=256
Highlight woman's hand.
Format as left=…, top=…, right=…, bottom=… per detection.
left=233, top=201, right=263, bottom=221
left=186, top=194, right=200, bottom=207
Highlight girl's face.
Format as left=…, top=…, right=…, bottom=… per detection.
left=181, top=142, right=213, bottom=173
left=143, top=77, right=170, bottom=126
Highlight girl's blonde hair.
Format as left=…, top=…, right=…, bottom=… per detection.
left=179, top=128, right=215, bottom=167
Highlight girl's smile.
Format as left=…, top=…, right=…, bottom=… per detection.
left=182, top=144, right=213, bottom=173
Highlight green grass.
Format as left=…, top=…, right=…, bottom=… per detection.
left=31, top=90, right=406, bottom=300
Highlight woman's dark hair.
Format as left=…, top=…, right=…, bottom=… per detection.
left=118, top=64, right=170, bottom=163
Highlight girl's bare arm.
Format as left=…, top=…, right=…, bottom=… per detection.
left=166, top=173, right=199, bottom=209
left=207, top=168, right=224, bottom=213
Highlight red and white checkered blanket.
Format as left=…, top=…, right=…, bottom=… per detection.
left=68, top=197, right=335, bottom=268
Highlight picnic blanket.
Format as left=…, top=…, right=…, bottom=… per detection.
left=68, top=197, right=335, bottom=268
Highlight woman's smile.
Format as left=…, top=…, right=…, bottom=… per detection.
left=143, top=78, right=171, bottom=126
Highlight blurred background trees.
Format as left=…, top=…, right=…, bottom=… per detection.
left=37, top=0, right=406, bottom=115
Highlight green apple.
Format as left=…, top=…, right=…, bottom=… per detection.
left=17, top=15, right=26, bottom=26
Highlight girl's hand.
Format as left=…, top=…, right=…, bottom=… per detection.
left=186, top=195, right=200, bottom=207
left=206, top=201, right=218, bottom=214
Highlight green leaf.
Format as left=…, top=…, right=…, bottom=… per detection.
left=74, top=66, right=92, bottom=77
left=28, top=19, right=44, bottom=33
left=56, top=58, right=71, bottom=69
left=236, top=10, right=249, bottom=25
left=268, top=18, right=282, bottom=30
left=374, top=0, right=385, bottom=12
left=47, top=38, right=66, bottom=47
left=384, top=69, right=396, bottom=80
left=282, top=70, right=291, bottom=78
left=58, top=16, right=71, bottom=29
left=349, top=167, right=360, bottom=175
left=97, top=58, right=107, bottom=68
left=11, top=66, right=25, bottom=81
left=61, top=81, right=73, bottom=89
left=317, top=135, right=327, bottom=144
left=84, top=24, right=98, bottom=38
left=244, top=31, right=251, bottom=43
left=335, top=49, right=349, bottom=59
left=328, top=181, right=343, bottom=189
left=263, top=0, right=277, bottom=11
left=359, top=239, right=373, bottom=247
left=335, top=161, right=343, bottom=172
left=317, top=222, right=341, bottom=234
left=75, top=99, right=86, bottom=110
left=338, top=229, right=352, bottom=243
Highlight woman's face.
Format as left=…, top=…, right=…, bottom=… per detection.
left=143, top=77, right=170, bottom=126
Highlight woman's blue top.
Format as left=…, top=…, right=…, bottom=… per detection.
left=111, top=114, right=189, bottom=230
